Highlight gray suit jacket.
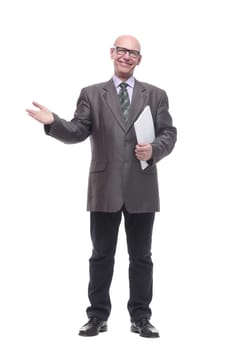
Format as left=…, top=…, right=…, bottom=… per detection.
left=45, top=78, right=177, bottom=212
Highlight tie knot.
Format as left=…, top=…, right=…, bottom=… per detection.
left=119, top=82, right=128, bottom=89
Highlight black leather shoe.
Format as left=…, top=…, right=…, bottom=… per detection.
left=131, top=318, right=160, bottom=338
left=79, top=317, right=107, bottom=337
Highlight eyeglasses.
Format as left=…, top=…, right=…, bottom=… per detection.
left=113, top=46, right=140, bottom=59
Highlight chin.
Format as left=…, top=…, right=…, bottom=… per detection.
left=118, top=68, right=132, bottom=76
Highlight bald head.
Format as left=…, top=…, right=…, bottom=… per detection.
left=110, top=34, right=142, bottom=80
left=113, top=34, right=141, bottom=52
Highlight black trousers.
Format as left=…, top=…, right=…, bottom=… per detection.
left=86, top=206, right=155, bottom=323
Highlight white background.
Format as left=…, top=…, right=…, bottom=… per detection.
left=0, top=0, right=233, bottom=349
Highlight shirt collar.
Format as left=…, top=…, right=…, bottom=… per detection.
left=112, top=75, right=135, bottom=88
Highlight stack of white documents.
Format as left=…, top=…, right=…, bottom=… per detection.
left=134, top=105, right=155, bottom=170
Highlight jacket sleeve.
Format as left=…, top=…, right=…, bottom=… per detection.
left=44, top=89, right=92, bottom=144
left=151, top=91, right=177, bottom=164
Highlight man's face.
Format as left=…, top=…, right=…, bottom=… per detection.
left=110, top=36, right=142, bottom=80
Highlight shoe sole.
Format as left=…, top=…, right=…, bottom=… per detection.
left=131, top=325, right=160, bottom=338
left=79, top=325, right=107, bottom=337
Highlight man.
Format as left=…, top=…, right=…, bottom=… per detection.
left=26, top=34, right=177, bottom=338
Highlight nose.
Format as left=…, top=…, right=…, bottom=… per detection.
left=123, top=51, right=130, bottom=59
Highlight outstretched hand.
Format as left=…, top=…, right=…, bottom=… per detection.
left=26, top=102, right=54, bottom=124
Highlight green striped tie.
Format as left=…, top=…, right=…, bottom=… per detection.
left=119, top=82, right=130, bottom=122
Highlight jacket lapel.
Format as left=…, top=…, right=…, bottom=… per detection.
left=102, top=79, right=147, bottom=133
left=125, top=80, right=147, bottom=133
left=102, top=79, right=126, bottom=132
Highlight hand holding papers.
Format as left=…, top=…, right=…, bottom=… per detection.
left=134, top=106, right=155, bottom=170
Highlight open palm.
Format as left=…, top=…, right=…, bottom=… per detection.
left=26, top=102, right=54, bottom=124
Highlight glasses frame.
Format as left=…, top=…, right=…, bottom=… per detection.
left=113, top=46, right=140, bottom=59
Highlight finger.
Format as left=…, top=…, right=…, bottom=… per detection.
left=135, top=145, right=142, bottom=152
left=26, top=108, right=39, bottom=114
left=26, top=110, right=40, bottom=120
left=32, top=101, right=46, bottom=110
left=135, top=150, right=143, bottom=157
left=26, top=109, right=36, bottom=115
left=135, top=148, right=145, bottom=155
left=136, top=144, right=147, bottom=151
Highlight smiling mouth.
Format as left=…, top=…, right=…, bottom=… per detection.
left=119, top=60, right=131, bottom=66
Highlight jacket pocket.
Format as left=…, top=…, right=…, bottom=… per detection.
left=90, top=159, right=107, bottom=173
left=142, top=164, right=157, bottom=175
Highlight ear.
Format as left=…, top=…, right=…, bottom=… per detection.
left=110, top=48, right=115, bottom=59
left=137, top=54, right=142, bottom=66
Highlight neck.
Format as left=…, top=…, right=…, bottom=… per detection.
left=115, top=72, right=133, bottom=81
